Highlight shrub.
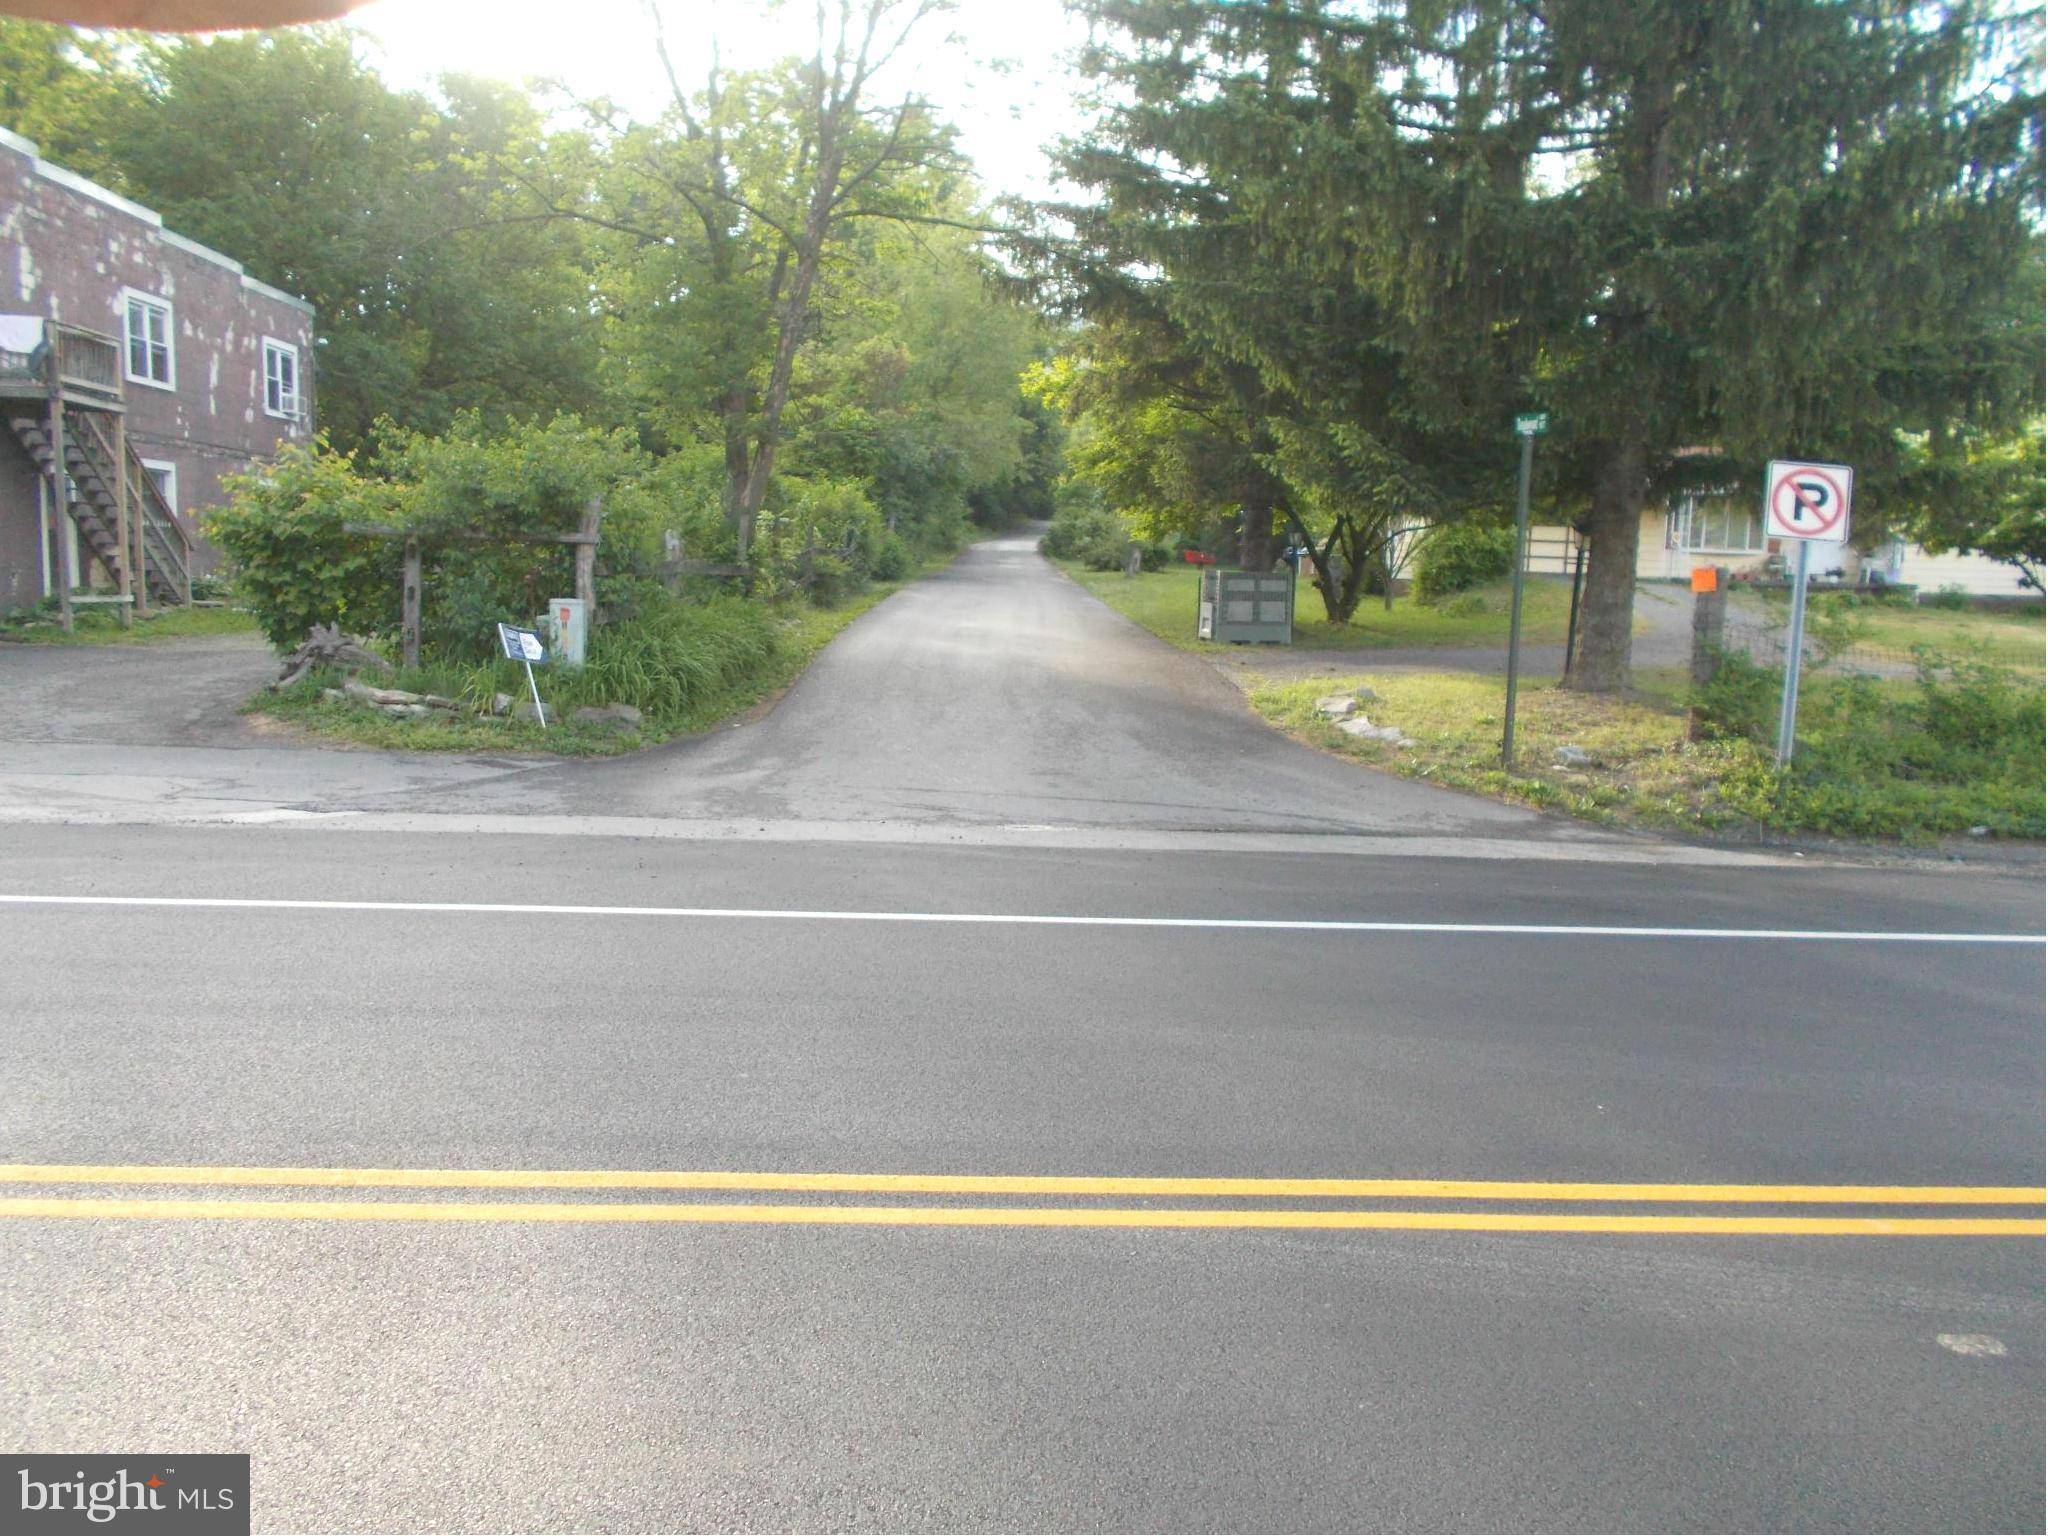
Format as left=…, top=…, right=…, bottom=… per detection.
left=755, top=475, right=882, bottom=600
left=206, top=441, right=404, bottom=648
left=1690, top=648, right=1779, bottom=743
left=1041, top=504, right=1131, bottom=569
left=1413, top=522, right=1516, bottom=603
left=870, top=532, right=913, bottom=581
left=1701, top=643, right=2045, bottom=837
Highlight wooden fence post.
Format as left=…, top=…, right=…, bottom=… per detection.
left=574, top=498, right=601, bottom=620
left=401, top=537, right=422, bottom=671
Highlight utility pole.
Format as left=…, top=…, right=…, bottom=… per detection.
left=1501, top=412, right=1546, bottom=770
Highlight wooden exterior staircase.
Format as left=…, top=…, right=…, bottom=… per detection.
left=8, top=411, right=192, bottom=607
left=0, top=321, right=193, bottom=620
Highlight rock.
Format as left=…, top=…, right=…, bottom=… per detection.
left=1314, top=693, right=1358, bottom=719
left=513, top=699, right=547, bottom=723
left=488, top=692, right=516, bottom=717
left=1338, top=717, right=1411, bottom=747
left=1553, top=744, right=1593, bottom=769
left=380, top=703, right=432, bottom=720
left=1968, top=825, right=1991, bottom=838
left=573, top=703, right=644, bottom=730
left=320, top=688, right=346, bottom=703
left=1353, top=686, right=1380, bottom=703
left=422, top=695, right=461, bottom=712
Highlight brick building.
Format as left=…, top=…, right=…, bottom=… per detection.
left=0, top=124, right=315, bottom=616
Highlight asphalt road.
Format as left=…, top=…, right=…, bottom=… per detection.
left=0, top=535, right=2041, bottom=1532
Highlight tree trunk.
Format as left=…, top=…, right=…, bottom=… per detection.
left=1237, top=498, right=1279, bottom=571
left=1564, top=440, right=1647, bottom=693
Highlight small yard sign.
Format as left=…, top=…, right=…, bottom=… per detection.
left=497, top=622, right=549, bottom=727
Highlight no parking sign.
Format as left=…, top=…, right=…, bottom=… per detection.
left=1762, top=458, right=1855, bottom=771
left=1765, top=461, right=1852, bottom=544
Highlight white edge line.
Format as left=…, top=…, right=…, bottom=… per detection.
left=0, top=894, right=2038, bottom=944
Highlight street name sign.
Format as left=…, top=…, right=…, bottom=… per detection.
left=1514, top=412, right=1548, bottom=437
left=1765, top=460, right=1852, bottom=544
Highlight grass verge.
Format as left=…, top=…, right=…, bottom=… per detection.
left=1057, top=559, right=1575, bottom=652
left=0, top=604, right=258, bottom=645
left=1249, top=669, right=2044, bottom=842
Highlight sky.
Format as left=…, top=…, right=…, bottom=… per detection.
left=348, top=0, right=1094, bottom=202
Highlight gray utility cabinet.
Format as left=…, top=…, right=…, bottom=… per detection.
left=1196, top=567, right=1295, bottom=644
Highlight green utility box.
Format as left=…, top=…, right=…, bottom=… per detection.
left=1196, top=567, right=1295, bottom=644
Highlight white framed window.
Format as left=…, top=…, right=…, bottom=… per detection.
left=120, top=289, right=174, bottom=389
left=1671, top=492, right=1763, bottom=554
left=261, top=337, right=300, bottom=421
left=139, top=458, right=177, bottom=514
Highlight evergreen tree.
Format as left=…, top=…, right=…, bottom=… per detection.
left=1062, top=0, right=2042, bottom=685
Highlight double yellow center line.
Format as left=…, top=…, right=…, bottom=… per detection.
left=0, top=1165, right=2039, bottom=1236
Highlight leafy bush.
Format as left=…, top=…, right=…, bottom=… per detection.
left=208, top=416, right=680, bottom=654
left=1698, top=644, right=2045, bottom=837
left=755, top=475, right=883, bottom=601
left=869, top=532, right=913, bottom=581
left=206, top=441, right=405, bottom=648
left=1690, top=647, right=1779, bottom=742
left=1041, top=504, right=1132, bottom=569
left=1414, top=522, right=1516, bottom=603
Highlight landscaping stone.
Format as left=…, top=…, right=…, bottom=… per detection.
left=488, top=693, right=515, bottom=717
left=1337, top=717, right=1412, bottom=747
left=380, top=703, right=432, bottom=720
left=1314, top=694, right=1358, bottom=719
left=513, top=700, right=546, bottom=723
left=1554, top=744, right=1593, bottom=769
left=573, top=703, right=644, bottom=730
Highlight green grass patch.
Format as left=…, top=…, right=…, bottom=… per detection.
left=0, top=603, right=259, bottom=646
left=251, top=546, right=960, bottom=757
left=1057, top=559, right=1575, bottom=652
left=1250, top=665, right=2045, bottom=842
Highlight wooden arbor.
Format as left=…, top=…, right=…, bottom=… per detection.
left=345, top=498, right=603, bottom=669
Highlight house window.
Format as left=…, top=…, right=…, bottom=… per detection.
left=121, top=291, right=174, bottom=389
left=262, top=338, right=300, bottom=420
left=140, top=458, right=177, bottom=514
left=1672, top=492, right=1763, bottom=554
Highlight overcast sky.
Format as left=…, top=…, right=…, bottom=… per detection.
left=349, top=0, right=1093, bottom=202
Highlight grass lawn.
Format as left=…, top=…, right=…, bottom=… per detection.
left=0, top=603, right=258, bottom=646
left=1250, top=668, right=2044, bottom=841
left=251, top=544, right=964, bottom=756
left=1733, top=590, right=2045, bottom=671
left=1252, top=672, right=1754, bottom=834
left=1058, top=559, right=1575, bottom=652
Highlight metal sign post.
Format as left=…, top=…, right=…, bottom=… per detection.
left=497, top=621, right=549, bottom=728
left=1501, top=412, right=1547, bottom=770
left=1762, top=460, right=1852, bottom=768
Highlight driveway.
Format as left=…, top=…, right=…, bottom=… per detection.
left=555, top=530, right=1556, bottom=838
left=0, top=539, right=1661, bottom=852
left=0, top=631, right=273, bottom=746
